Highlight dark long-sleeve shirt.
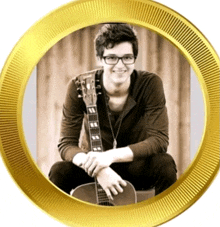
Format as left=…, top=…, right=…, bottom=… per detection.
left=58, top=69, right=169, bottom=162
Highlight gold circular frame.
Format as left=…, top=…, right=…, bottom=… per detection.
left=0, top=0, right=219, bottom=226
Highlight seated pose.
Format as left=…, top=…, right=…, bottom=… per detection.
left=49, top=23, right=177, bottom=200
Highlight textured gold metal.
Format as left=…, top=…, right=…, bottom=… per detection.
left=0, top=0, right=219, bottom=226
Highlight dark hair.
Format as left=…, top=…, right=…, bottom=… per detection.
left=95, top=23, right=138, bottom=59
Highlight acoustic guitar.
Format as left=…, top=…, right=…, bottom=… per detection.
left=72, top=69, right=137, bottom=206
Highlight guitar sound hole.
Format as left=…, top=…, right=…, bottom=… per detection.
left=99, top=202, right=114, bottom=206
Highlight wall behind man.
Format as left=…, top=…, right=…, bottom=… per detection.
left=36, top=24, right=191, bottom=178
left=1, top=1, right=217, bottom=227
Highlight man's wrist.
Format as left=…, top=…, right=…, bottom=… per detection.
left=104, top=151, right=115, bottom=165
left=107, top=147, right=134, bottom=163
left=72, top=152, right=87, bottom=168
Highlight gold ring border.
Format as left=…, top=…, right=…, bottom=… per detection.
left=0, top=0, right=219, bottom=226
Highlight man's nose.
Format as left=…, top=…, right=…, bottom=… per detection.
left=115, top=58, right=125, bottom=67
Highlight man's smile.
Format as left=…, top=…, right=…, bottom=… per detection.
left=113, top=70, right=126, bottom=73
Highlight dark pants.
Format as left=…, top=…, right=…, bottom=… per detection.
left=49, top=153, right=177, bottom=195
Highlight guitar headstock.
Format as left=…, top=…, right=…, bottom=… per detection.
left=75, top=70, right=101, bottom=107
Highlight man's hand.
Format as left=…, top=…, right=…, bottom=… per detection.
left=82, top=152, right=113, bottom=177
left=73, top=147, right=134, bottom=177
left=96, top=167, right=127, bottom=200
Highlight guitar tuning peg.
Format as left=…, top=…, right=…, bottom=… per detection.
left=96, top=85, right=101, bottom=89
left=97, top=92, right=102, bottom=95
left=75, top=81, right=81, bottom=86
left=76, top=87, right=82, bottom=94
left=78, top=94, right=83, bottom=98
left=96, top=79, right=100, bottom=84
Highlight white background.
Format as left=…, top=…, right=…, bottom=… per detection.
left=0, top=0, right=219, bottom=226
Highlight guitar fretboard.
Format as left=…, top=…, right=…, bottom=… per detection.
left=87, top=106, right=112, bottom=205
left=96, top=182, right=113, bottom=206
left=87, top=106, right=103, bottom=152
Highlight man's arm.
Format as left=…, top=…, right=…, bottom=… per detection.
left=58, top=79, right=86, bottom=162
left=128, top=74, right=169, bottom=160
left=82, top=147, right=134, bottom=177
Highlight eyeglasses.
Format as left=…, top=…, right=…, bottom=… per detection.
left=103, top=55, right=135, bottom=65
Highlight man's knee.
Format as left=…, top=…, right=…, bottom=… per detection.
left=148, top=153, right=177, bottom=194
left=150, top=153, right=177, bottom=180
left=48, top=161, right=78, bottom=194
left=150, top=153, right=176, bottom=167
left=48, top=161, right=74, bottom=180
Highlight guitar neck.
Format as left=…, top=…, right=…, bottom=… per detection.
left=87, top=106, right=103, bottom=152
left=87, top=105, right=112, bottom=205
left=95, top=179, right=112, bottom=205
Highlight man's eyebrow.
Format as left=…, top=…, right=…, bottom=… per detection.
left=104, top=54, right=117, bottom=57
left=104, top=54, right=134, bottom=57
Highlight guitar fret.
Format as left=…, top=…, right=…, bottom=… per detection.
left=99, top=198, right=110, bottom=202
left=98, top=195, right=109, bottom=199
left=98, top=194, right=108, bottom=197
left=98, top=194, right=107, bottom=197
left=98, top=194, right=108, bottom=198
left=97, top=193, right=108, bottom=197
left=97, top=193, right=109, bottom=198
left=92, top=147, right=102, bottom=151
left=88, top=114, right=98, bottom=121
left=90, top=128, right=99, bottom=135
left=88, top=107, right=97, bottom=114
left=98, top=197, right=110, bottom=201
left=98, top=192, right=107, bottom=195
left=89, top=121, right=99, bottom=128
left=91, top=134, right=100, bottom=139
left=92, top=141, right=102, bottom=146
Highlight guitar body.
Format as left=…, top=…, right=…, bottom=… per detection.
left=72, top=181, right=137, bottom=206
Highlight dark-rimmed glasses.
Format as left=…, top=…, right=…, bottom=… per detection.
left=103, top=55, right=135, bottom=65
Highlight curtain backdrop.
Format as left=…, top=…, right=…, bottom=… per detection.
left=37, top=24, right=190, bottom=178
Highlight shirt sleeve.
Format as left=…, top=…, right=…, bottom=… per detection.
left=58, top=79, right=86, bottom=161
left=128, top=74, right=169, bottom=160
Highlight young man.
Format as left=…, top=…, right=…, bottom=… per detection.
left=49, top=23, right=177, bottom=200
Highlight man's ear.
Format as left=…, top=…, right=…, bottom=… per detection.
left=97, top=56, right=102, bottom=62
left=97, top=56, right=103, bottom=66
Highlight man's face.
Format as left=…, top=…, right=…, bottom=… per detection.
left=100, top=42, right=135, bottom=86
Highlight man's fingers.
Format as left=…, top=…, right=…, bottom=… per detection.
left=119, top=179, right=127, bottom=187
left=83, top=154, right=91, bottom=168
left=87, top=162, right=96, bottom=177
left=115, top=184, right=124, bottom=193
left=83, top=157, right=93, bottom=172
left=105, top=189, right=114, bottom=201
left=92, top=165, right=105, bottom=177
left=110, top=186, right=118, bottom=196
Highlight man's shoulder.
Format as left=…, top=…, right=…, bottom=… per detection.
left=134, top=70, right=162, bottom=84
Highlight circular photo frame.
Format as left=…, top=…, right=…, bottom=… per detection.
left=0, top=0, right=219, bottom=227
